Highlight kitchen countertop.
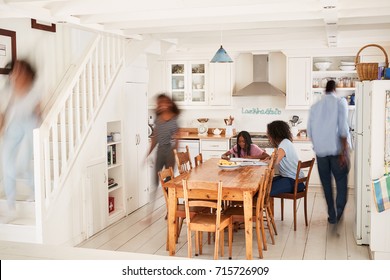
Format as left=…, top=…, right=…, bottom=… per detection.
left=175, top=128, right=311, bottom=142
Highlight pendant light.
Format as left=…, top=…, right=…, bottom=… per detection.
left=210, top=30, right=233, bottom=63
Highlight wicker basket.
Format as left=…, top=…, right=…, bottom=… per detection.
left=355, top=44, right=389, bottom=81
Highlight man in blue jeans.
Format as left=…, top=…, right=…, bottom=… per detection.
left=307, top=80, right=351, bottom=224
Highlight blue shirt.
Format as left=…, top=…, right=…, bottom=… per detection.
left=307, top=93, right=350, bottom=157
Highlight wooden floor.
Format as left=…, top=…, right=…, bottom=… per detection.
left=77, top=187, right=370, bottom=260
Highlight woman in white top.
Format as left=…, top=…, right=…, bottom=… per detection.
left=266, top=120, right=304, bottom=196
left=1, top=59, right=41, bottom=218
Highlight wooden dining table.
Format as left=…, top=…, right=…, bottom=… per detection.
left=164, top=158, right=268, bottom=260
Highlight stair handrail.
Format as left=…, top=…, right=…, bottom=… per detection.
left=33, top=33, right=125, bottom=216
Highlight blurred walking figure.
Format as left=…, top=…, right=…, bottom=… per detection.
left=307, top=80, right=351, bottom=224
left=146, top=94, right=180, bottom=187
left=0, top=59, right=42, bottom=221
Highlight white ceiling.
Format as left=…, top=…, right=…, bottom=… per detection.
left=2, top=0, right=390, bottom=54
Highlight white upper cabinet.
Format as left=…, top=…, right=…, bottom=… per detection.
left=209, top=63, right=233, bottom=106
left=286, top=56, right=312, bottom=109
left=311, top=56, right=358, bottom=104
left=168, top=61, right=208, bottom=106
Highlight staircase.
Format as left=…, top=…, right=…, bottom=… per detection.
left=0, top=33, right=125, bottom=243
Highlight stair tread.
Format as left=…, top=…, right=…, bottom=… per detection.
left=0, top=215, right=35, bottom=226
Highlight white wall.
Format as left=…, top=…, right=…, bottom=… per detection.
left=42, top=71, right=125, bottom=245
left=173, top=96, right=308, bottom=133
left=0, top=19, right=95, bottom=107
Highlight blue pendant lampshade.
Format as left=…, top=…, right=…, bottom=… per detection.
left=210, top=45, right=233, bottom=63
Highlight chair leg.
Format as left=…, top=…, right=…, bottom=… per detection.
left=166, top=224, right=169, bottom=251
left=255, top=216, right=264, bottom=259
left=228, top=223, right=233, bottom=259
left=281, top=198, right=284, bottom=221
left=177, top=218, right=184, bottom=243
left=293, top=199, right=297, bottom=231
left=199, top=231, right=203, bottom=255
left=267, top=205, right=278, bottom=235
left=195, top=231, right=200, bottom=256
left=304, top=196, right=308, bottom=226
left=261, top=210, right=268, bottom=251
left=265, top=209, right=275, bottom=245
left=187, top=227, right=192, bottom=258
left=220, top=229, right=225, bottom=257
left=214, top=229, right=220, bottom=260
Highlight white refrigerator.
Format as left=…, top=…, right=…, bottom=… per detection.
left=354, top=80, right=390, bottom=259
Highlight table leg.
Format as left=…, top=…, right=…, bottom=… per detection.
left=168, top=187, right=177, bottom=256
left=243, top=191, right=253, bottom=260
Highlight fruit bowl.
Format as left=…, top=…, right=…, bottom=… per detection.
left=314, top=62, right=332, bottom=71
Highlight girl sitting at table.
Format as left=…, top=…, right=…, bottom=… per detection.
left=266, top=120, right=304, bottom=196
left=221, top=130, right=270, bottom=160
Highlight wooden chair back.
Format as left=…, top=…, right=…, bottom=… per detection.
left=293, top=158, right=315, bottom=195
left=268, top=148, right=278, bottom=170
left=194, top=153, right=203, bottom=167
left=272, top=157, right=315, bottom=231
left=173, top=145, right=193, bottom=174
left=182, top=179, right=232, bottom=259
left=158, top=167, right=175, bottom=210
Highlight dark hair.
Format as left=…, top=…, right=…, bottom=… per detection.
left=156, top=93, right=180, bottom=116
left=325, top=79, right=336, bottom=93
left=234, top=130, right=252, bottom=156
left=9, top=59, right=36, bottom=81
left=267, top=120, right=292, bottom=147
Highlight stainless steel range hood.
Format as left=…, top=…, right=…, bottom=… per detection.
left=233, top=54, right=285, bottom=96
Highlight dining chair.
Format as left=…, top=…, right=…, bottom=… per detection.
left=158, top=167, right=204, bottom=250
left=223, top=170, right=270, bottom=258
left=173, top=145, right=193, bottom=174
left=194, top=153, right=203, bottom=167
left=271, top=158, right=315, bottom=231
left=182, top=179, right=233, bottom=260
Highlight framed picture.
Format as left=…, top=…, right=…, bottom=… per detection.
left=31, top=19, right=56, bottom=33
left=0, top=28, right=16, bottom=75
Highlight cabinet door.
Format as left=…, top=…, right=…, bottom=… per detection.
left=169, top=62, right=187, bottom=104
left=209, top=63, right=232, bottom=106
left=286, top=57, right=311, bottom=109
left=189, top=62, right=208, bottom=105
left=294, top=142, right=321, bottom=186
left=124, top=82, right=149, bottom=213
left=85, top=160, right=108, bottom=238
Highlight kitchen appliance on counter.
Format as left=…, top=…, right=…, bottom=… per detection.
left=354, top=80, right=390, bottom=259
left=197, top=118, right=209, bottom=136
left=230, top=132, right=274, bottom=155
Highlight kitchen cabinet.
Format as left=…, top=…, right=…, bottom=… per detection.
left=312, top=56, right=358, bottom=104
left=294, top=142, right=355, bottom=188
left=85, top=159, right=108, bottom=238
left=209, top=63, right=233, bottom=106
left=168, top=61, right=208, bottom=106
left=293, top=142, right=321, bottom=186
left=106, top=120, right=126, bottom=224
left=286, top=57, right=312, bottom=109
left=200, top=139, right=229, bottom=161
left=123, top=82, right=149, bottom=212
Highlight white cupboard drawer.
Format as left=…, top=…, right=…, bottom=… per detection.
left=202, top=150, right=224, bottom=160
left=294, top=143, right=316, bottom=161
left=200, top=140, right=229, bottom=151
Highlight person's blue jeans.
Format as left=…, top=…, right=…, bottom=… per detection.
left=270, top=176, right=305, bottom=196
left=316, top=155, right=349, bottom=223
left=2, top=119, right=36, bottom=209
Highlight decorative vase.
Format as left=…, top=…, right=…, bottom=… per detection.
left=225, top=125, right=233, bottom=137
left=291, top=126, right=299, bottom=137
